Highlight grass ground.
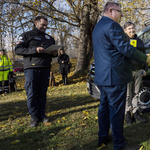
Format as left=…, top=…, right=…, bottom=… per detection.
left=0, top=59, right=150, bottom=150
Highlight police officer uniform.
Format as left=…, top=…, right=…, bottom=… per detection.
left=15, top=26, right=56, bottom=126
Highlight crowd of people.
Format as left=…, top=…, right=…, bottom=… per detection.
left=0, top=1, right=150, bottom=149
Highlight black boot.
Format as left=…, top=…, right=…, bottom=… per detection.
left=121, top=143, right=141, bottom=150
left=64, top=76, right=67, bottom=85
left=133, top=111, right=148, bottom=123
left=125, top=111, right=133, bottom=125
left=98, top=135, right=112, bottom=148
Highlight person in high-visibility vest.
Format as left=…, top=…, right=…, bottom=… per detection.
left=0, top=49, right=13, bottom=94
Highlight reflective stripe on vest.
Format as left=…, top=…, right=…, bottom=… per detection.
left=0, top=55, right=13, bottom=71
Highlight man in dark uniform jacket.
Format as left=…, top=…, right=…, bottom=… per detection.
left=92, top=2, right=150, bottom=150
left=15, top=16, right=58, bottom=127
left=124, top=21, right=148, bottom=125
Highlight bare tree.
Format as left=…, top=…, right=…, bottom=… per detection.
left=2, top=0, right=150, bottom=73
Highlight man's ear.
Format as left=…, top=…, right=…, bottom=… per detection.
left=34, top=21, right=37, bottom=26
left=109, top=9, right=112, bottom=14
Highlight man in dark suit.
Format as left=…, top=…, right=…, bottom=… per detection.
left=92, top=2, right=150, bottom=150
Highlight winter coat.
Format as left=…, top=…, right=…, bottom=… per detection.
left=92, top=16, right=147, bottom=86
left=126, top=34, right=148, bottom=72
left=15, top=27, right=56, bottom=70
left=0, top=55, right=13, bottom=81
left=58, top=54, right=70, bottom=74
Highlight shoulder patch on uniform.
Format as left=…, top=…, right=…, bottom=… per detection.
left=16, top=36, right=24, bottom=45
left=45, top=35, right=50, bottom=39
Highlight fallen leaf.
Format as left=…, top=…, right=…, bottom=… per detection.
left=97, top=143, right=105, bottom=149
left=61, top=117, right=65, bottom=120
left=95, top=117, right=98, bottom=120
left=49, top=133, right=55, bottom=136
left=11, top=140, right=20, bottom=144
left=44, top=122, right=51, bottom=126
left=18, top=121, right=24, bottom=125
left=83, top=116, right=89, bottom=120
left=12, top=130, right=18, bottom=134
left=65, top=126, right=71, bottom=131
left=139, top=146, right=144, bottom=150
left=0, top=124, right=6, bottom=128
left=80, top=123, right=86, bottom=127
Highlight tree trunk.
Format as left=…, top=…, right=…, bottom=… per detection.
left=85, top=0, right=100, bottom=69
left=75, top=2, right=90, bottom=73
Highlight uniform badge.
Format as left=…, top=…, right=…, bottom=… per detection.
left=130, top=39, right=137, bottom=47
left=16, top=36, right=24, bottom=45
left=19, top=36, right=23, bottom=40
left=45, top=35, right=50, bottom=39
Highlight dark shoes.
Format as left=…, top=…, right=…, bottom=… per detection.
left=121, top=144, right=141, bottom=150
left=126, top=111, right=147, bottom=125
left=30, top=118, right=39, bottom=127
left=98, top=135, right=112, bottom=147
left=125, top=111, right=133, bottom=125
left=133, top=111, right=147, bottom=123
left=30, top=116, right=50, bottom=127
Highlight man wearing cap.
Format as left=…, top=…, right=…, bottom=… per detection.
left=15, top=16, right=58, bottom=127
left=0, top=49, right=13, bottom=94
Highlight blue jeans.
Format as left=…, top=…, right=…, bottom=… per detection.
left=24, top=68, right=50, bottom=119
left=97, top=84, right=127, bottom=150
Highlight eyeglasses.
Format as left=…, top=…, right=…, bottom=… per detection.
left=111, top=9, right=123, bottom=14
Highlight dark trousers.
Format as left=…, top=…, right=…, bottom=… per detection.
left=24, top=68, right=50, bottom=119
left=97, top=84, right=127, bottom=150
left=62, top=73, right=67, bottom=85
left=0, top=80, right=9, bottom=93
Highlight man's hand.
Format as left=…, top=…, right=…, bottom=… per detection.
left=36, top=47, right=46, bottom=53
left=146, top=54, right=150, bottom=64
left=50, top=50, right=58, bottom=56
left=141, top=70, right=147, bottom=77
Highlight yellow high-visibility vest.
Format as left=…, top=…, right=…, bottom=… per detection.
left=0, top=55, right=13, bottom=81
left=0, top=55, right=13, bottom=71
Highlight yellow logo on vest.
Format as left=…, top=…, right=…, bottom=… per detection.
left=32, top=64, right=35, bottom=65
left=130, top=39, right=137, bottom=47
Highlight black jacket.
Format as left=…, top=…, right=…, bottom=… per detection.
left=58, top=54, right=70, bottom=74
left=127, top=34, right=148, bottom=72
left=15, top=27, right=56, bottom=70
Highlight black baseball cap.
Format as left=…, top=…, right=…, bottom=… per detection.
left=0, top=49, right=5, bottom=51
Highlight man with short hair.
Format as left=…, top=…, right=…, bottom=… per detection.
left=124, top=21, right=148, bottom=125
left=92, top=2, right=150, bottom=150
left=15, top=16, right=58, bottom=127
